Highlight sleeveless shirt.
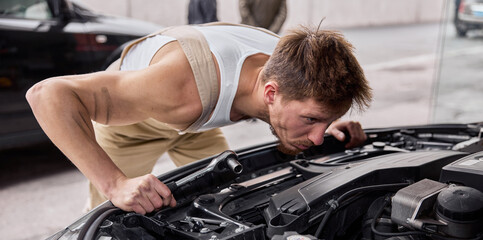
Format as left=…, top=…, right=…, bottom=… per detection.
left=120, top=24, right=278, bottom=132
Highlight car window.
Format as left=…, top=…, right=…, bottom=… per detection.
left=432, top=0, right=483, bottom=124
left=0, top=0, right=52, bottom=20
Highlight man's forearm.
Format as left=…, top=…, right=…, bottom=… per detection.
left=26, top=78, right=126, bottom=198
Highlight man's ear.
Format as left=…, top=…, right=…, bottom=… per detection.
left=263, top=81, right=278, bottom=105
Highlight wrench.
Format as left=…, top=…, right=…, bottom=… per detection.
left=165, top=150, right=242, bottom=192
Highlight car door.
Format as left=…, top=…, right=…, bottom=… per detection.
left=0, top=0, right=90, bottom=149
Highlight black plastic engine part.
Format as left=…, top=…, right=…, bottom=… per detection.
left=264, top=150, right=466, bottom=238
left=436, top=185, right=483, bottom=239
left=440, top=151, right=483, bottom=192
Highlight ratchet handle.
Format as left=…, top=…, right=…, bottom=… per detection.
left=165, top=182, right=178, bottom=193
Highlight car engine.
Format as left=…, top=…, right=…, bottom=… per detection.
left=81, top=123, right=483, bottom=240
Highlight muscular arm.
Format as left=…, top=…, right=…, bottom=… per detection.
left=26, top=42, right=199, bottom=213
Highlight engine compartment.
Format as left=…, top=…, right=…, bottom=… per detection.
left=89, top=123, right=483, bottom=240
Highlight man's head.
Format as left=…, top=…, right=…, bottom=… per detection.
left=260, top=25, right=372, bottom=154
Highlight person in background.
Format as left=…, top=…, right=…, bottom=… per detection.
left=239, top=0, right=287, bottom=34
left=188, top=0, right=218, bottom=24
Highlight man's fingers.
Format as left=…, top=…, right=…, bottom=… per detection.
left=328, top=120, right=366, bottom=148
left=137, top=175, right=164, bottom=210
left=131, top=177, right=159, bottom=213
left=150, top=174, right=175, bottom=207
left=345, top=121, right=366, bottom=148
left=145, top=189, right=164, bottom=210
left=127, top=189, right=154, bottom=214
left=329, top=127, right=346, bottom=142
left=109, top=175, right=177, bottom=214
left=131, top=204, right=146, bottom=215
left=169, top=197, right=177, bottom=208
left=138, top=192, right=156, bottom=213
left=351, top=121, right=365, bottom=142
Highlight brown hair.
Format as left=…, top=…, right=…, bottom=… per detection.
left=263, top=24, right=372, bottom=112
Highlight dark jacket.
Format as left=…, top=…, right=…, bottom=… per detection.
left=239, top=0, right=287, bottom=33
left=188, top=0, right=218, bottom=24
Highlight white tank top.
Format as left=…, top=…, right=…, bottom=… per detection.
left=121, top=25, right=279, bottom=132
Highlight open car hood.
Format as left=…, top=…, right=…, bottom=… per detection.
left=48, top=122, right=483, bottom=240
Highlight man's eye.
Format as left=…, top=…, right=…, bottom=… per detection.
left=306, top=117, right=316, bottom=123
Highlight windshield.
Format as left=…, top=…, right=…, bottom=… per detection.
left=0, top=0, right=52, bottom=20
left=432, top=0, right=483, bottom=124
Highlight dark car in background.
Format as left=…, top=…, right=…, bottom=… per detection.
left=0, top=0, right=161, bottom=150
left=454, top=0, right=483, bottom=37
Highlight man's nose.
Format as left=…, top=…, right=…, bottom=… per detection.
left=308, top=125, right=326, bottom=146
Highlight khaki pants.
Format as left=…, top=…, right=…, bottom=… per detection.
left=87, top=119, right=229, bottom=209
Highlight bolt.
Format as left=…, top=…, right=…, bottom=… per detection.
left=220, top=221, right=229, bottom=227
left=198, top=194, right=215, bottom=204
left=200, top=228, right=211, bottom=234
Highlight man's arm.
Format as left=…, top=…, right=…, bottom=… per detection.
left=26, top=43, right=198, bottom=214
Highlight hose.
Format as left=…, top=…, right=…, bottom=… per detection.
left=314, top=182, right=410, bottom=238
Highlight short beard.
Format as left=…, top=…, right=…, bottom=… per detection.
left=277, top=143, right=303, bottom=156
left=269, top=125, right=305, bottom=155
left=261, top=108, right=305, bottom=155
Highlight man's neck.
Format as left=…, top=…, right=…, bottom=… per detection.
left=230, top=54, right=269, bottom=122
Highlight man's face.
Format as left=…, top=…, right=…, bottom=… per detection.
left=267, top=97, right=347, bottom=155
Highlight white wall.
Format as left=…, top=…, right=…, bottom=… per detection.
left=80, top=0, right=445, bottom=31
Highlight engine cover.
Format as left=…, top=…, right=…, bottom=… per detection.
left=440, top=151, right=483, bottom=192
left=264, top=150, right=466, bottom=237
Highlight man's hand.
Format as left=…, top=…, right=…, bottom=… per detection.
left=326, top=120, right=366, bottom=149
left=108, top=174, right=176, bottom=214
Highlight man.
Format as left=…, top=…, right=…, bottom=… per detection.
left=188, top=0, right=218, bottom=24
left=26, top=23, right=372, bottom=215
left=239, top=0, right=287, bottom=34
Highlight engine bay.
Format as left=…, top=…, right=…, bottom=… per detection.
left=85, top=123, right=483, bottom=240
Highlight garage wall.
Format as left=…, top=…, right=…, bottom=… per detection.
left=79, top=0, right=445, bottom=31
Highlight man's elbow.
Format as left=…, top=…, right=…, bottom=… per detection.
left=26, top=82, right=42, bottom=109
left=26, top=78, right=56, bottom=110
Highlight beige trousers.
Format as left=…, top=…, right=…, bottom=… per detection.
left=87, top=119, right=229, bottom=209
